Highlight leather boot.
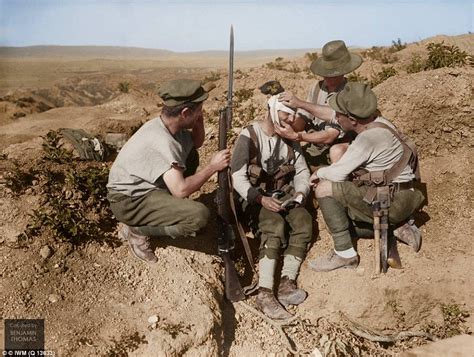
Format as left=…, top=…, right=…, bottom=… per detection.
left=394, top=221, right=421, bottom=252
left=308, top=250, right=359, bottom=272
left=277, top=276, right=307, bottom=307
left=119, top=223, right=158, bottom=263
left=256, top=288, right=293, bottom=320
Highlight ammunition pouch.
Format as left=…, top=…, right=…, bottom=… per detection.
left=247, top=163, right=295, bottom=193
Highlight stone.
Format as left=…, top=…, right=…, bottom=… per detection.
left=40, top=245, right=53, bottom=259
left=148, top=315, right=159, bottom=324
left=48, top=294, right=61, bottom=303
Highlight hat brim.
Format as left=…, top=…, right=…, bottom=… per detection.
left=310, top=53, right=362, bottom=77
left=328, top=93, right=346, bottom=115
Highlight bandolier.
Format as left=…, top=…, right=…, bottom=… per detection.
left=246, top=125, right=296, bottom=195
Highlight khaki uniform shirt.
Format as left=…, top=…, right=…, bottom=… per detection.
left=316, top=117, right=415, bottom=183
left=107, top=116, right=194, bottom=197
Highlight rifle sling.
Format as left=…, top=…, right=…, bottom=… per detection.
left=227, top=170, right=259, bottom=295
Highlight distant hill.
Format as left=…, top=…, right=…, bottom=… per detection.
left=0, top=45, right=319, bottom=59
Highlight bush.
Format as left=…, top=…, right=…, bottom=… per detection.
left=118, top=81, right=130, bottom=93
left=369, top=66, right=397, bottom=87
left=346, top=72, right=368, bottom=84
left=41, top=130, right=73, bottom=163
left=19, top=131, right=116, bottom=246
left=362, top=45, right=398, bottom=63
left=234, top=88, right=254, bottom=103
left=406, top=54, right=425, bottom=73
left=304, top=52, right=318, bottom=62
left=203, top=71, right=221, bottom=83
left=3, top=158, right=37, bottom=195
left=425, top=42, right=469, bottom=70
left=390, top=38, right=406, bottom=52
left=25, top=164, right=113, bottom=246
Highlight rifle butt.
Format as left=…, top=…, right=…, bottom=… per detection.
left=222, top=253, right=245, bottom=302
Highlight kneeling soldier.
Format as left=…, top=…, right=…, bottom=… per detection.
left=231, top=95, right=312, bottom=320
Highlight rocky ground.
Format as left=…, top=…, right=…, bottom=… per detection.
left=0, top=34, right=473, bottom=356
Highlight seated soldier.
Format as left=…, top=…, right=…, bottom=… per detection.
left=231, top=95, right=312, bottom=320
left=308, top=82, right=425, bottom=271
left=276, top=40, right=363, bottom=169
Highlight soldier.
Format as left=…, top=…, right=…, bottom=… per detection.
left=107, top=79, right=230, bottom=263
left=276, top=40, right=363, bottom=167
left=231, top=95, right=312, bottom=319
left=308, top=82, right=425, bottom=271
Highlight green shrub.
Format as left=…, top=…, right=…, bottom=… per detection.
left=3, top=159, right=37, bottom=195
left=425, top=42, right=469, bottom=70
left=390, top=38, right=406, bottom=52
left=118, top=81, right=130, bottom=93
left=423, top=303, right=470, bottom=339
left=304, top=52, right=318, bottom=61
left=346, top=72, right=368, bottom=84
left=41, top=130, right=73, bottom=163
left=25, top=164, right=114, bottom=246
left=203, top=71, right=221, bottom=83
left=363, top=45, right=399, bottom=63
left=234, top=88, right=254, bottom=103
left=406, top=54, right=425, bottom=73
left=369, top=66, right=397, bottom=87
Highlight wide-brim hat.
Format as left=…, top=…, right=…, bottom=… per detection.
left=310, top=40, right=362, bottom=77
left=328, top=82, right=377, bottom=119
left=158, top=79, right=209, bottom=107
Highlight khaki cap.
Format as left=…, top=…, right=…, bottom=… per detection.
left=158, top=79, right=209, bottom=107
left=328, top=82, right=377, bottom=119
left=310, top=40, right=362, bottom=77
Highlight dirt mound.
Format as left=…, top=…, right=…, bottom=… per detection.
left=374, top=66, right=473, bottom=156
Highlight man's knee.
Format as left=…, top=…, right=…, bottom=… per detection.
left=315, top=180, right=333, bottom=198
left=189, top=202, right=210, bottom=230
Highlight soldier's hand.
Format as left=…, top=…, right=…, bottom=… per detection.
left=275, top=121, right=298, bottom=141
left=309, top=172, right=320, bottom=187
left=278, top=91, right=301, bottom=108
left=211, top=149, right=231, bottom=172
left=261, top=196, right=283, bottom=212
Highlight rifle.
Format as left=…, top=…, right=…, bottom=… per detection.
left=216, top=26, right=245, bottom=302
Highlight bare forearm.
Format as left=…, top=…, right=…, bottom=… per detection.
left=178, top=164, right=216, bottom=197
left=298, top=101, right=334, bottom=122
left=299, top=128, right=339, bottom=145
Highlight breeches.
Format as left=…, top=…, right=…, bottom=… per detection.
left=108, top=189, right=209, bottom=238
left=245, top=204, right=312, bottom=260
left=332, top=181, right=425, bottom=226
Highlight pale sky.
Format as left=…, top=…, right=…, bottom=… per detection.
left=0, top=0, right=472, bottom=51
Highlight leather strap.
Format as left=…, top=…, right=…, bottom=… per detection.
left=227, top=170, right=258, bottom=295
left=366, top=122, right=420, bottom=183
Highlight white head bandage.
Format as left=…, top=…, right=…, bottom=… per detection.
left=267, top=95, right=295, bottom=126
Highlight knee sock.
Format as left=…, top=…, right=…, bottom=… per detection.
left=281, top=255, right=302, bottom=280
left=259, top=256, right=277, bottom=290
left=317, top=196, right=353, bottom=252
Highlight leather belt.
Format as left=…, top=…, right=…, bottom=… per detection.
left=392, top=181, right=414, bottom=192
